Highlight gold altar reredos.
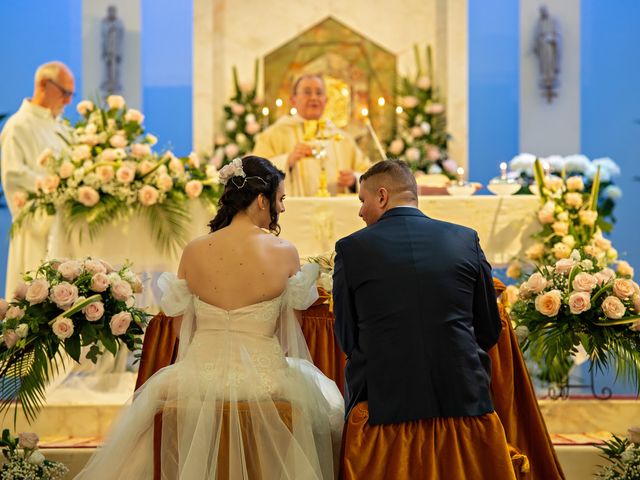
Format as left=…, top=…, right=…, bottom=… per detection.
left=263, top=17, right=396, bottom=154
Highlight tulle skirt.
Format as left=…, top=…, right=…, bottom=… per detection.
left=75, top=330, right=344, bottom=479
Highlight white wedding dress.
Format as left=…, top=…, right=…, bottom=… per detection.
left=75, top=263, right=344, bottom=479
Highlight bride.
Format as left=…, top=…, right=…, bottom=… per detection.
left=75, top=156, right=344, bottom=479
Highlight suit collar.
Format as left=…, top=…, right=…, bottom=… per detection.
left=379, top=206, right=428, bottom=221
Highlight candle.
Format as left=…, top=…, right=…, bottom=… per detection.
left=395, top=106, right=403, bottom=114
left=261, top=107, right=269, bottom=116
left=275, top=98, right=283, bottom=107
left=456, top=167, right=465, bottom=184
left=361, top=107, right=369, bottom=117
left=377, top=97, right=385, bottom=107
left=290, top=107, right=297, bottom=116
left=500, top=162, right=507, bottom=180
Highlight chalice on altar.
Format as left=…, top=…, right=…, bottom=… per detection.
left=303, top=119, right=339, bottom=197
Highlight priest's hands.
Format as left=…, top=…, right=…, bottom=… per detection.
left=338, top=170, right=357, bottom=189
left=288, top=143, right=314, bottom=169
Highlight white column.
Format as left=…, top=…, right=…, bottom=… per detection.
left=520, top=0, right=581, bottom=155
left=193, top=0, right=215, bottom=154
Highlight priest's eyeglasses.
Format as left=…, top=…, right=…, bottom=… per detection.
left=47, top=79, right=74, bottom=99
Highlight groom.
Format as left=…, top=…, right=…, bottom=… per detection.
left=333, top=160, right=515, bottom=478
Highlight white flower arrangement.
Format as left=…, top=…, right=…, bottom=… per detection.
left=0, top=430, right=68, bottom=479
left=11, top=96, right=223, bottom=253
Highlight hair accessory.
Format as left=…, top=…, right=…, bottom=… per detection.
left=219, top=158, right=245, bottom=185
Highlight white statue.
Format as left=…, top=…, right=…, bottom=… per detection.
left=534, top=6, right=561, bottom=102
left=101, top=5, right=124, bottom=95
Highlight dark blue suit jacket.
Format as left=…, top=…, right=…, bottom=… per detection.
left=333, top=207, right=502, bottom=425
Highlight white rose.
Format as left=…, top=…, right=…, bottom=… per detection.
left=552, top=221, right=569, bottom=236
left=245, top=122, right=260, bottom=135
left=564, top=192, right=583, bottom=209
left=109, top=134, right=128, bottom=149
left=526, top=272, right=547, bottom=294
left=552, top=242, right=571, bottom=259
left=568, top=292, right=591, bottom=314
left=617, top=261, right=634, bottom=277
left=137, top=160, right=155, bottom=176
left=115, top=165, right=136, bottom=184
left=124, top=108, right=144, bottom=124
left=15, top=324, right=29, bottom=338
left=5, top=306, right=25, bottom=321
left=59, top=161, right=75, bottom=179
left=111, top=280, right=133, bottom=301
left=83, top=301, right=105, bottom=322
left=612, top=278, right=635, bottom=299
left=27, top=451, right=45, bottom=466
left=77, top=186, right=100, bottom=207
left=18, top=432, right=39, bottom=450
left=131, top=143, right=151, bottom=159
left=41, top=174, right=61, bottom=194
left=594, top=268, right=616, bottom=285
left=566, top=175, right=585, bottom=191
left=58, top=260, right=82, bottom=281
left=572, top=272, right=598, bottom=292
left=537, top=208, right=555, bottom=225
left=109, top=311, right=132, bottom=336
left=100, top=148, right=118, bottom=162
left=138, top=185, right=159, bottom=206
left=25, top=278, right=50, bottom=305
left=225, top=119, right=237, bottom=131
left=525, top=243, right=545, bottom=261
left=106, top=95, right=126, bottom=110
left=96, top=165, right=115, bottom=183
left=84, top=259, right=106, bottom=275
left=51, top=317, right=74, bottom=339
left=185, top=180, right=203, bottom=199
left=156, top=173, right=174, bottom=192
left=534, top=290, right=562, bottom=317
left=49, top=282, right=79, bottom=309
left=72, top=144, right=92, bottom=162
left=601, top=295, right=626, bottom=319
left=224, top=143, right=239, bottom=158
left=579, top=210, right=598, bottom=226
left=76, top=100, right=94, bottom=115
left=90, top=273, right=110, bottom=292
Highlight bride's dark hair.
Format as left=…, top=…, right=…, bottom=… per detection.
left=208, top=156, right=286, bottom=234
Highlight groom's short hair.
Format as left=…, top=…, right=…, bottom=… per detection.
left=361, top=160, right=418, bottom=200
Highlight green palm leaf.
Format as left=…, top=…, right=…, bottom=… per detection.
left=137, top=195, right=191, bottom=256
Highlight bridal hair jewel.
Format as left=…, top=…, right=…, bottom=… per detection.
left=219, top=157, right=267, bottom=188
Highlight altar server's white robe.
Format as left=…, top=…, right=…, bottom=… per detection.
left=0, top=100, right=66, bottom=298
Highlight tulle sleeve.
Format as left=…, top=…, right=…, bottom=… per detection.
left=276, top=263, right=320, bottom=360
left=157, top=272, right=195, bottom=361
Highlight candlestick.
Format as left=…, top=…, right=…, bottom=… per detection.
left=500, top=162, right=507, bottom=180
left=364, top=117, right=387, bottom=161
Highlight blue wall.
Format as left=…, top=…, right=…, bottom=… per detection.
left=468, top=0, right=520, bottom=189
left=0, top=0, right=83, bottom=296
left=580, top=0, right=640, bottom=396
left=141, top=0, right=193, bottom=156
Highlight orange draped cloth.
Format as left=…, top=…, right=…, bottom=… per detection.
left=299, top=302, right=347, bottom=394
left=135, top=313, right=180, bottom=390
left=489, top=280, right=566, bottom=480
left=340, top=402, right=517, bottom=480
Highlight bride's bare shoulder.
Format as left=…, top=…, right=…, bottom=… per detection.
left=263, top=234, right=299, bottom=270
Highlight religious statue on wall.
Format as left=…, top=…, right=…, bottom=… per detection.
left=534, top=6, right=561, bottom=103
left=101, top=5, right=124, bottom=96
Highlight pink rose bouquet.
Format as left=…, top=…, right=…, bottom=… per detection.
left=0, top=257, right=149, bottom=423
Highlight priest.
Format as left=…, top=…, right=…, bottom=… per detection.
left=253, top=74, right=370, bottom=196
left=0, top=61, right=74, bottom=297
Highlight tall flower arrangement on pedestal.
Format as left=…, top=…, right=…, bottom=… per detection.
left=509, top=153, right=622, bottom=232
left=11, top=96, right=222, bottom=254
left=211, top=63, right=268, bottom=168
left=508, top=159, right=640, bottom=387
left=0, top=258, right=148, bottom=423
left=385, top=45, right=455, bottom=178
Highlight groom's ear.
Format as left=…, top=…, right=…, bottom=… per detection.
left=377, top=187, right=390, bottom=208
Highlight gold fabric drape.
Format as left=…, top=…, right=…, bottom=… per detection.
left=489, top=280, right=566, bottom=480
left=340, top=401, right=517, bottom=480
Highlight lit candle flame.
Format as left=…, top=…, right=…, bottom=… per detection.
left=361, top=108, right=369, bottom=117
left=290, top=107, right=297, bottom=116
left=261, top=107, right=269, bottom=116
left=457, top=167, right=465, bottom=178
left=377, top=97, right=385, bottom=107
left=395, top=106, right=403, bottom=114
left=275, top=98, right=283, bottom=107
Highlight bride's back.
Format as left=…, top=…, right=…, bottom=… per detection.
left=180, top=222, right=297, bottom=311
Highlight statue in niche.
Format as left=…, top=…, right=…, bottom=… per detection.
left=534, top=6, right=561, bottom=103
left=101, top=5, right=124, bottom=95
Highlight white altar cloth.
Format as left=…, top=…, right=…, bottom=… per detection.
left=279, top=195, right=540, bottom=266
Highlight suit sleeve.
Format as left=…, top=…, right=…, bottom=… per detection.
left=472, top=233, right=502, bottom=351
left=332, top=240, right=358, bottom=357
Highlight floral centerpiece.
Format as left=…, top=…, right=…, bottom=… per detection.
left=509, top=160, right=640, bottom=387
left=595, top=427, right=640, bottom=480
left=509, top=153, right=622, bottom=231
left=0, top=429, right=68, bottom=480
left=0, top=258, right=149, bottom=423
left=385, top=45, right=455, bottom=178
left=11, top=95, right=222, bottom=254
left=211, top=63, right=267, bottom=168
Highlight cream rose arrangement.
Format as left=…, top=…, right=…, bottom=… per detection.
left=0, top=257, right=149, bottom=423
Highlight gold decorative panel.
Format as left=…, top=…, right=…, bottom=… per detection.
left=263, top=16, right=396, bottom=160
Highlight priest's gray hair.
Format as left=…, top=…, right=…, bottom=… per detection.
left=292, top=74, right=326, bottom=95
left=34, top=61, right=68, bottom=84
